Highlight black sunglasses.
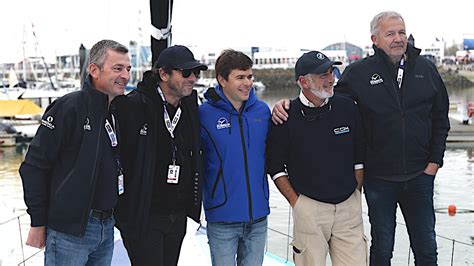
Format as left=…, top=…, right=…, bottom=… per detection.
left=174, top=68, right=201, bottom=78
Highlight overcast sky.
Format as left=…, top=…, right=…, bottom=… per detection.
left=2, top=0, right=473, bottom=63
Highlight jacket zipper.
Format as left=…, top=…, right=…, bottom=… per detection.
left=79, top=98, right=107, bottom=236
left=238, top=113, right=253, bottom=222
left=393, top=78, right=407, bottom=174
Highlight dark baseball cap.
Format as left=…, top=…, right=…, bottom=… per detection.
left=155, top=45, right=208, bottom=70
left=295, top=51, right=342, bottom=80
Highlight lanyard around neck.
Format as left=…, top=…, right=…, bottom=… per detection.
left=104, top=114, right=118, bottom=147
left=396, top=56, right=406, bottom=89
left=104, top=113, right=123, bottom=175
left=157, top=86, right=182, bottom=138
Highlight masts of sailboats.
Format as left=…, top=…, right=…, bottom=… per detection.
left=30, top=21, right=56, bottom=90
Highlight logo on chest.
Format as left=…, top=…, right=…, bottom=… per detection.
left=83, top=117, right=91, bottom=131
left=216, top=117, right=231, bottom=130
left=333, top=126, right=350, bottom=135
left=41, top=116, right=55, bottom=130
left=369, top=73, right=384, bottom=85
left=140, top=123, right=148, bottom=135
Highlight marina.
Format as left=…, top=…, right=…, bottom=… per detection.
left=0, top=85, right=473, bottom=265
left=1, top=0, right=473, bottom=264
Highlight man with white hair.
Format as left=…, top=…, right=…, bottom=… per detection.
left=267, top=50, right=367, bottom=266
left=272, top=11, right=450, bottom=266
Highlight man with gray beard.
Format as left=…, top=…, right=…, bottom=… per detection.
left=266, top=51, right=367, bottom=265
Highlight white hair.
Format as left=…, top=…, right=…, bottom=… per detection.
left=370, top=11, right=404, bottom=36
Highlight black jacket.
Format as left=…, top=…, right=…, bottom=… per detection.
left=113, top=71, right=203, bottom=239
left=19, top=77, right=110, bottom=236
left=336, top=44, right=450, bottom=179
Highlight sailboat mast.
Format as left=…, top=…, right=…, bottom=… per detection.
left=30, top=21, right=56, bottom=90
left=22, top=25, right=27, bottom=82
left=150, top=0, right=173, bottom=65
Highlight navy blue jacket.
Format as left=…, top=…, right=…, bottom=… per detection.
left=336, top=44, right=450, bottom=179
left=20, top=77, right=110, bottom=236
left=199, top=86, right=270, bottom=222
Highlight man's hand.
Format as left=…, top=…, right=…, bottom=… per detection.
left=26, top=226, right=46, bottom=249
left=424, top=162, right=439, bottom=176
left=355, top=169, right=364, bottom=192
left=273, top=175, right=299, bottom=207
left=271, top=99, right=290, bottom=124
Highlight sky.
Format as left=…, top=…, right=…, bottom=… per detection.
left=1, top=0, right=473, bottom=63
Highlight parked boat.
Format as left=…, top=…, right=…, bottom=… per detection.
left=0, top=133, right=17, bottom=147
left=0, top=122, right=18, bottom=146
left=0, top=100, right=43, bottom=141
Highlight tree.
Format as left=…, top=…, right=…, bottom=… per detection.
left=445, top=41, right=461, bottom=56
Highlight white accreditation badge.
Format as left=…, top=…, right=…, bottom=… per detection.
left=118, top=173, right=124, bottom=195
left=167, top=164, right=180, bottom=184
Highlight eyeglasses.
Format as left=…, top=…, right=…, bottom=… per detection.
left=174, top=68, right=201, bottom=78
left=300, top=104, right=332, bottom=121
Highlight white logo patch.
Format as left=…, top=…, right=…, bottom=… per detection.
left=216, top=117, right=231, bottom=130
left=369, top=73, right=384, bottom=85
left=316, top=53, right=325, bottom=60
left=83, top=117, right=91, bottom=131
left=41, top=116, right=55, bottom=130
left=140, top=123, right=148, bottom=136
left=334, top=126, right=350, bottom=135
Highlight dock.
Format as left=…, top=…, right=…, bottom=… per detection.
left=447, top=116, right=474, bottom=143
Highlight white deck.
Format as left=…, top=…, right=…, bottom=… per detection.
left=111, top=220, right=294, bottom=266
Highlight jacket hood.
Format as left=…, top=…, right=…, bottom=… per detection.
left=203, top=84, right=258, bottom=113
left=135, top=70, right=161, bottom=102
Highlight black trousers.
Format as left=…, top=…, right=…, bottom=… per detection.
left=122, top=211, right=187, bottom=266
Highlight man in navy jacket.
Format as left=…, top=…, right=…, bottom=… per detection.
left=20, top=40, right=131, bottom=265
left=272, top=11, right=450, bottom=266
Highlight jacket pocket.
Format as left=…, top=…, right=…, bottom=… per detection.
left=205, top=167, right=228, bottom=211
left=291, top=235, right=308, bottom=263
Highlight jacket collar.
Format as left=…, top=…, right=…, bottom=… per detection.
left=204, top=84, right=257, bottom=113
left=372, top=43, right=421, bottom=67
left=82, top=75, right=110, bottom=101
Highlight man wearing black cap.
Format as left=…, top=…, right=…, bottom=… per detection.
left=272, top=11, right=450, bottom=265
left=266, top=51, right=367, bottom=265
left=113, top=45, right=207, bottom=265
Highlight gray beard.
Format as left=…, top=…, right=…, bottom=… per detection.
left=311, top=88, right=334, bottom=100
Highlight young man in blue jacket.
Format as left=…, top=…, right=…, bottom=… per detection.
left=199, top=49, right=271, bottom=265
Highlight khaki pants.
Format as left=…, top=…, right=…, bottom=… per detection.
left=291, top=190, right=368, bottom=266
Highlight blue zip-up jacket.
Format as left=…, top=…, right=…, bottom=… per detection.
left=199, top=85, right=270, bottom=222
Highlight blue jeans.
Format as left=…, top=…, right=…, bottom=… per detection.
left=207, top=216, right=267, bottom=266
left=364, top=173, right=437, bottom=266
left=45, top=216, right=115, bottom=266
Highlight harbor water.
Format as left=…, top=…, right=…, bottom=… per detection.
left=0, top=86, right=473, bottom=265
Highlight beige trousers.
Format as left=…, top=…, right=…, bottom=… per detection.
left=291, top=190, right=368, bottom=266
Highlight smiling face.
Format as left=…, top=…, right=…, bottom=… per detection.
left=89, top=49, right=131, bottom=102
left=219, top=68, right=253, bottom=111
left=162, top=68, right=200, bottom=106
left=371, top=16, right=407, bottom=64
left=307, top=68, right=335, bottom=98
